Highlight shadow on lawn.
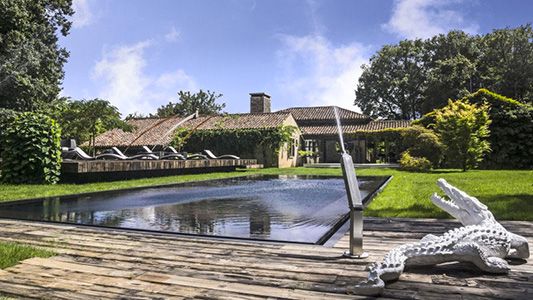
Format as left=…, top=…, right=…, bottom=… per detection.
left=479, top=194, right=533, bottom=221
left=368, top=193, right=532, bottom=221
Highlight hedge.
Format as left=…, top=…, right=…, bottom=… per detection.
left=416, top=89, right=532, bottom=169
left=1, top=112, right=62, bottom=184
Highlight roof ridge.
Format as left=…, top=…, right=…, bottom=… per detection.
left=217, top=111, right=292, bottom=116
left=277, top=105, right=369, bottom=117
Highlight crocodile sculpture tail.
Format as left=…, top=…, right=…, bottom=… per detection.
left=354, top=244, right=411, bottom=295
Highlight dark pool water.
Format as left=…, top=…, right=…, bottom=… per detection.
left=0, top=175, right=389, bottom=244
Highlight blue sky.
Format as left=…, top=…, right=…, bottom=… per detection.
left=61, top=0, right=533, bottom=116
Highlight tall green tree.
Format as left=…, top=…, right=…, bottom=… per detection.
left=0, top=0, right=73, bottom=111
left=156, top=90, right=226, bottom=117
left=60, top=99, right=131, bottom=155
left=355, top=40, right=428, bottom=120
left=433, top=100, right=491, bottom=171
left=422, top=31, right=481, bottom=113
left=355, top=25, right=533, bottom=118
left=478, top=25, right=533, bottom=104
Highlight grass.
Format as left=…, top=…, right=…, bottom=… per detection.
left=0, top=241, right=54, bottom=269
left=0, top=167, right=531, bottom=220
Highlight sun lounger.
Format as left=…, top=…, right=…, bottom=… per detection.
left=62, top=147, right=126, bottom=160
left=111, top=147, right=158, bottom=160
left=166, top=146, right=179, bottom=153
left=186, top=153, right=208, bottom=160
left=202, top=150, right=240, bottom=159
left=142, top=146, right=186, bottom=160
left=162, top=146, right=207, bottom=160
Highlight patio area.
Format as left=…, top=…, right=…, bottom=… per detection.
left=0, top=217, right=530, bottom=299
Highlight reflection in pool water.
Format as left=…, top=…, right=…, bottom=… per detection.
left=0, top=175, right=387, bottom=243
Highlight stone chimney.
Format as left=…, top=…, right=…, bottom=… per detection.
left=250, top=92, right=271, bottom=114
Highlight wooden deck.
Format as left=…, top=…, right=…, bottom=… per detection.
left=0, top=217, right=531, bottom=299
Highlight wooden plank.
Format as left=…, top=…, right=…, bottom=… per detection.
left=0, top=218, right=531, bottom=299
left=60, top=158, right=257, bottom=174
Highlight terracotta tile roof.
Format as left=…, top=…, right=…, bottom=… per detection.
left=91, top=113, right=294, bottom=148
left=277, top=106, right=369, bottom=123
left=91, top=116, right=187, bottom=147
left=184, top=113, right=293, bottom=130
left=300, top=120, right=412, bottom=136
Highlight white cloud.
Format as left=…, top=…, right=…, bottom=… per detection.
left=383, top=0, right=479, bottom=39
left=72, top=0, right=93, bottom=28
left=92, top=41, right=197, bottom=116
left=164, top=27, right=181, bottom=43
left=276, top=34, right=367, bottom=111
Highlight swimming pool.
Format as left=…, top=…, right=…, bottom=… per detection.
left=0, top=175, right=390, bottom=244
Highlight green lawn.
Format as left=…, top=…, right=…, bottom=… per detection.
left=0, top=168, right=531, bottom=220
left=0, top=242, right=54, bottom=269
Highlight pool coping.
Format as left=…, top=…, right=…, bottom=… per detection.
left=0, top=174, right=393, bottom=246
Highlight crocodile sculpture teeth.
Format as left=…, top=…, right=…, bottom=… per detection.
left=354, top=178, right=530, bottom=296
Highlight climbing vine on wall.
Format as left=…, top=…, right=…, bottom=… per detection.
left=172, top=126, right=297, bottom=157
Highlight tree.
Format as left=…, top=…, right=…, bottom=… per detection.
left=0, top=0, right=74, bottom=111
left=478, top=25, right=533, bottom=104
left=433, top=100, right=491, bottom=171
left=59, top=99, right=132, bottom=155
left=355, top=25, right=533, bottom=118
left=156, top=90, right=225, bottom=117
left=423, top=54, right=477, bottom=113
left=355, top=40, right=428, bottom=120
left=422, top=31, right=481, bottom=113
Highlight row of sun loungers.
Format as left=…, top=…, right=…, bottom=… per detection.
left=61, top=146, right=240, bottom=161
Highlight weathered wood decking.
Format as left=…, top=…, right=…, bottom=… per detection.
left=0, top=218, right=531, bottom=299
left=62, top=159, right=258, bottom=174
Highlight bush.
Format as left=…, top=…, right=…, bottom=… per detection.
left=399, top=151, right=432, bottom=172
left=0, top=112, right=62, bottom=184
left=0, top=109, right=18, bottom=156
left=463, top=89, right=533, bottom=169
left=434, top=99, right=491, bottom=171
left=416, top=89, right=532, bottom=169
left=400, top=125, right=443, bottom=166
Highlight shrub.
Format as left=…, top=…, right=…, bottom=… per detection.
left=0, top=109, right=18, bottom=156
left=297, top=150, right=316, bottom=157
left=400, top=125, right=443, bottom=166
left=1, top=112, right=62, bottom=184
left=399, top=151, right=432, bottom=172
left=434, top=99, right=491, bottom=171
left=416, top=89, right=532, bottom=169
left=462, top=89, right=533, bottom=169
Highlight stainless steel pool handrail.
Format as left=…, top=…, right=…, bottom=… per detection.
left=333, top=107, right=368, bottom=258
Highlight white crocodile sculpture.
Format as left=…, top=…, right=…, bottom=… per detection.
left=355, top=178, right=530, bottom=295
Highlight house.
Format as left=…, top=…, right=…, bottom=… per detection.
left=278, top=106, right=411, bottom=163
left=91, top=92, right=411, bottom=167
left=246, top=93, right=411, bottom=164
left=92, top=103, right=301, bottom=167
left=181, top=112, right=301, bottom=168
